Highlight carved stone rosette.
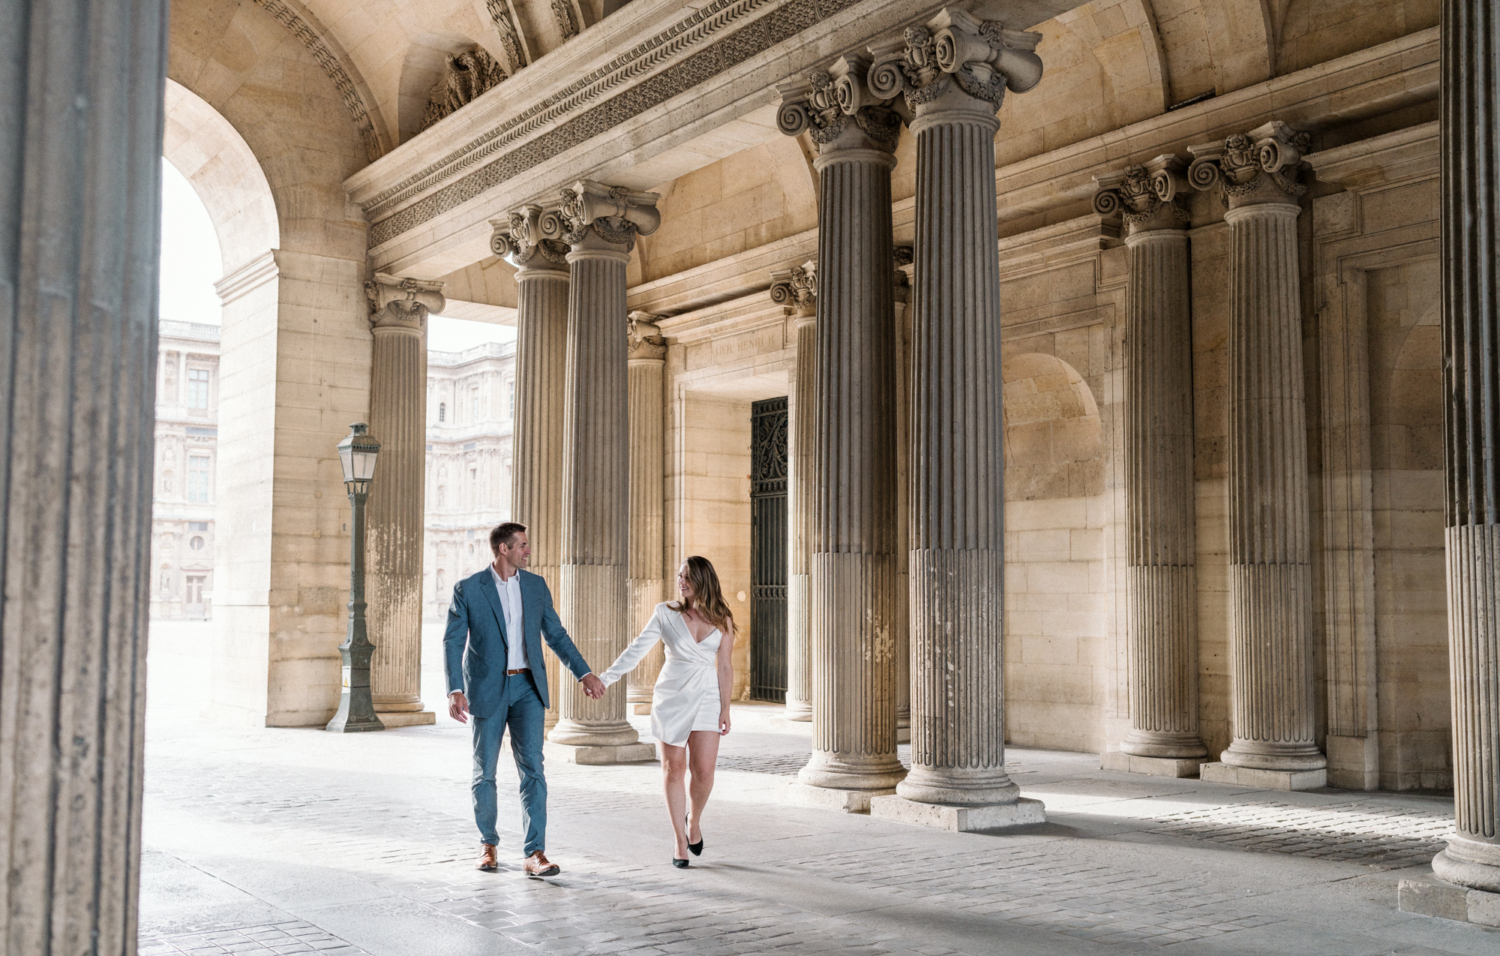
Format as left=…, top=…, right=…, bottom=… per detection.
left=771, top=263, right=817, bottom=722
left=493, top=209, right=570, bottom=727
left=625, top=312, right=667, bottom=713
left=547, top=182, right=660, bottom=758
left=364, top=273, right=445, bottom=722
left=1190, top=123, right=1325, bottom=778
left=1095, top=159, right=1205, bottom=765
left=784, top=53, right=905, bottom=793
left=895, top=7, right=1045, bottom=811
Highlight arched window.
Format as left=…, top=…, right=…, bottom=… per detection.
left=439, top=402, right=446, bottom=422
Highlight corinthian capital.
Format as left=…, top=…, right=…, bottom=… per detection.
left=546, top=180, right=661, bottom=253
left=1187, top=121, right=1311, bottom=206
left=776, top=55, right=903, bottom=155
left=868, top=7, right=1042, bottom=118
left=627, top=312, right=667, bottom=361
left=365, top=272, right=445, bottom=331
left=1093, top=155, right=1190, bottom=231
left=491, top=203, right=569, bottom=272
left=769, top=262, right=816, bottom=320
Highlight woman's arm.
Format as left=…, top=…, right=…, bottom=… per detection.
left=599, top=607, right=666, bottom=687
left=715, top=620, right=735, bottom=735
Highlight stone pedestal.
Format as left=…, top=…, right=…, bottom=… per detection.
left=364, top=273, right=444, bottom=728
left=626, top=313, right=667, bottom=716
left=1432, top=0, right=1500, bottom=895
left=870, top=795, right=1047, bottom=832
left=779, top=56, right=905, bottom=800
left=867, top=8, right=1046, bottom=826
left=1398, top=879, right=1500, bottom=928
left=1189, top=123, right=1325, bottom=788
left=1093, top=159, right=1205, bottom=772
left=494, top=209, right=570, bottom=730
left=0, top=0, right=165, bottom=947
left=544, top=182, right=660, bottom=763
left=770, top=264, right=817, bottom=722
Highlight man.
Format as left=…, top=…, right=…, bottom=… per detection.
left=444, top=521, right=606, bottom=876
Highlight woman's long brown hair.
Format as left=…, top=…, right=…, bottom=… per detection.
left=671, top=555, right=735, bottom=635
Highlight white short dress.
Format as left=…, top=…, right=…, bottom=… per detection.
left=600, top=603, right=723, bottom=747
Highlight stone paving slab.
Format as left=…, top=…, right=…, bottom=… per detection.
left=139, top=702, right=1498, bottom=956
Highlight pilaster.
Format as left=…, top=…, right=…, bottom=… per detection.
left=544, top=181, right=660, bottom=764
left=626, top=312, right=668, bottom=715
left=778, top=54, right=905, bottom=804
left=493, top=207, right=570, bottom=728
left=364, top=273, right=444, bottom=727
left=1093, top=159, right=1207, bottom=777
left=1188, top=122, right=1327, bottom=789
left=1431, top=0, right=1500, bottom=895
left=769, top=263, right=817, bottom=723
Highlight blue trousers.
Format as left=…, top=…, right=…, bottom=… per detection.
left=470, top=675, right=547, bottom=855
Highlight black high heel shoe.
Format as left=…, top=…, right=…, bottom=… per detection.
left=672, top=857, right=690, bottom=868
left=686, top=816, right=703, bottom=857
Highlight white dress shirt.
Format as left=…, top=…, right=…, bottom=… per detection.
left=491, top=565, right=529, bottom=671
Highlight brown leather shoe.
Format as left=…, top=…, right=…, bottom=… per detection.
left=476, top=843, right=498, bottom=871
left=523, top=851, right=560, bottom=878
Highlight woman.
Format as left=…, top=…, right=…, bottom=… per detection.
left=600, top=555, right=735, bottom=868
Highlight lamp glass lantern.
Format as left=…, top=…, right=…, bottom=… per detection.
left=338, top=423, right=381, bottom=495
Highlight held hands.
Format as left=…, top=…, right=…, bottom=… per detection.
left=581, top=673, right=606, bottom=700
left=448, top=690, right=469, bottom=724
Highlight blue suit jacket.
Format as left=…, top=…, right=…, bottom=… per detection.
left=443, top=567, right=592, bottom=717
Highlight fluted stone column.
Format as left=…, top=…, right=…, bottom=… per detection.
left=893, top=250, right=913, bottom=744
left=544, top=181, right=659, bottom=764
left=494, top=207, right=570, bottom=730
left=866, top=8, right=1048, bottom=829
left=1189, top=123, right=1327, bottom=789
left=0, top=0, right=165, bottom=947
left=365, top=273, right=444, bottom=727
left=1432, top=0, right=1500, bottom=895
left=778, top=56, right=905, bottom=808
left=769, top=264, right=817, bottom=722
left=1093, top=160, right=1207, bottom=777
left=626, top=312, right=667, bottom=715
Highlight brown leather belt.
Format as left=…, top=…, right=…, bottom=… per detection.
left=506, top=668, right=530, bottom=676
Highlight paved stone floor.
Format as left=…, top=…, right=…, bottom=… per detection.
left=140, top=631, right=1498, bottom=955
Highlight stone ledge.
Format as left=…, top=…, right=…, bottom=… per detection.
left=1399, top=878, right=1500, bottom=928
left=1100, top=752, right=1206, bottom=778
left=544, top=741, right=657, bottom=766
left=869, top=796, right=1047, bottom=832
left=375, top=711, right=436, bottom=729
left=1199, top=762, right=1326, bottom=791
left=781, top=782, right=894, bottom=813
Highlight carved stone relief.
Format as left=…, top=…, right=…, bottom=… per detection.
left=421, top=48, right=508, bottom=132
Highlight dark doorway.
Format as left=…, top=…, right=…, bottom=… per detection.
left=750, top=397, right=788, bottom=702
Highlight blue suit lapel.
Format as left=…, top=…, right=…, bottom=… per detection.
left=476, top=567, right=509, bottom=647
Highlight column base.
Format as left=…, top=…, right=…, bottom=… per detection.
left=1220, top=741, right=1327, bottom=772
left=547, top=719, right=641, bottom=748
left=1399, top=878, right=1500, bottom=928
left=798, top=753, right=907, bottom=792
left=1432, top=836, right=1500, bottom=894
left=630, top=702, right=652, bottom=715
left=375, top=710, right=435, bottom=728
left=870, top=795, right=1046, bottom=832
left=1101, top=751, right=1206, bottom=778
left=782, top=782, right=893, bottom=813
left=1200, top=762, right=1326, bottom=790
left=783, top=698, right=812, bottom=722
left=544, top=741, right=658, bottom=766
left=1120, top=731, right=1208, bottom=760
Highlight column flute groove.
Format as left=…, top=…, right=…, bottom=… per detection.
left=626, top=312, right=667, bottom=712
left=1432, top=0, right=1500, bottom=894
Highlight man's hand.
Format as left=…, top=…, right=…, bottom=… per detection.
left=448, top=690, right=469, bottom=723
left=581, top=673, right=606, bottom=700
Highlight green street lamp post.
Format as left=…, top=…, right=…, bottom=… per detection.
left=327, top=422, right=386, bottom=733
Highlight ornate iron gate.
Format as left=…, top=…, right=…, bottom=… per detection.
left=750, top=397, right=788, bottom=702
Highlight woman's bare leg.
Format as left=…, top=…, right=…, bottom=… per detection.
left=685, top=730, right=721, bottom=843
left=660, top=742, right=690, bottom=858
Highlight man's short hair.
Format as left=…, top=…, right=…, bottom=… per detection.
left=490, top=522, right=527, bottom=554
